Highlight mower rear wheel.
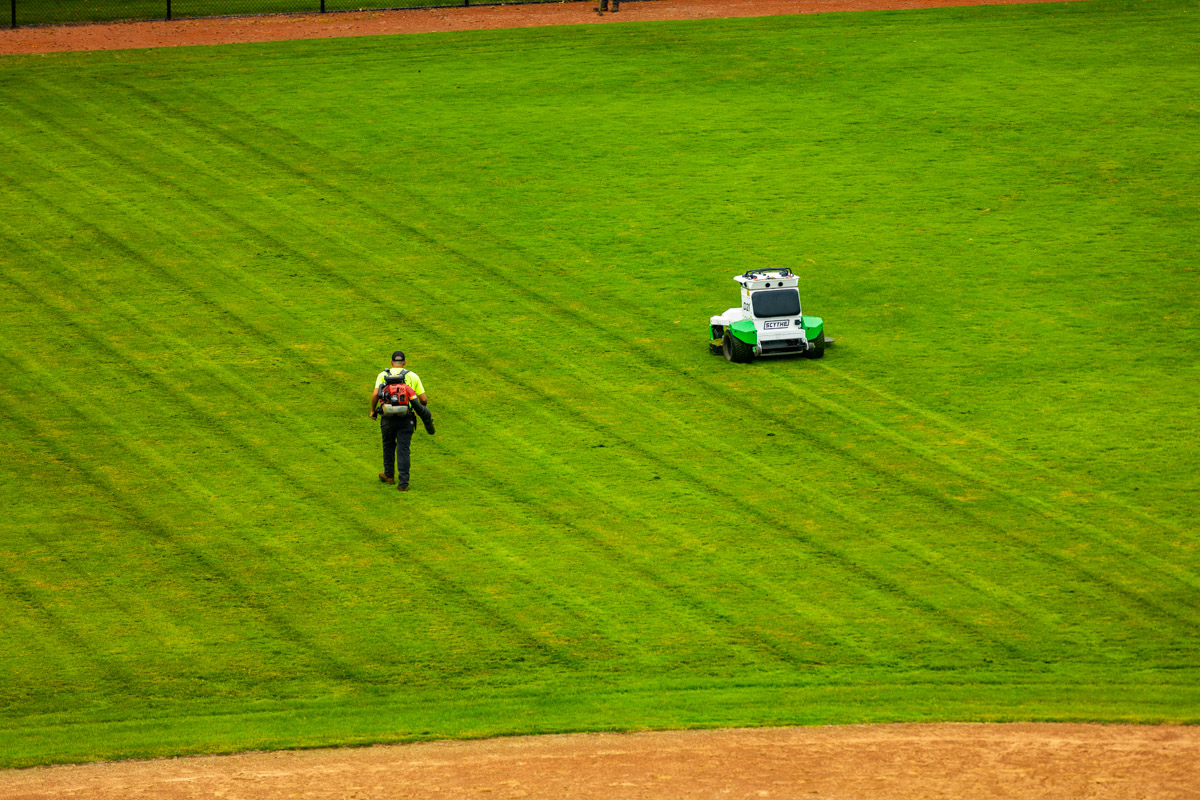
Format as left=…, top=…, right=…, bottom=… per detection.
left=723, top=332, right=755, bottom=364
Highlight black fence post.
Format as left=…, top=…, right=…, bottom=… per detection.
left=11, top=0, right=15, bottom=30
left=166, top=0, right=172, bottom=20
left=320, top=0, right=325, bottom=12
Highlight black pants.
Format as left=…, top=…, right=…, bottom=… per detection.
left=380, top=414, right=415, bottom=486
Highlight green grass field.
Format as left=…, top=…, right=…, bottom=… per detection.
left=1, top=0, right=1198, bottom=769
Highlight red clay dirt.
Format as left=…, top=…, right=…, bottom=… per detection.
left=0, top=0, right=1081, bottom=54
left=2, top=724, right=1197, bottom=799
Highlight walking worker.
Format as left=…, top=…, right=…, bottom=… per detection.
left=370, top=350, right=434, bottom=492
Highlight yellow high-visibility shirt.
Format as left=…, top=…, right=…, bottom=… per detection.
left=375, top=368, right=425, bottom=397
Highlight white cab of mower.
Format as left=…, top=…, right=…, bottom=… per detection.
left=708, top=268, right=832, bottom=363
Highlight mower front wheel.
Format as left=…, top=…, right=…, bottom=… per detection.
left=806, top=333, right=825, bottom=359
left=723, top=332, right=755, bottom=364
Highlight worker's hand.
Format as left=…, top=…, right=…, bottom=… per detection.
left=369, top=411, right=377, bottom=420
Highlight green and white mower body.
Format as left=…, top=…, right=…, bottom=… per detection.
left=708, top=269, right=832, bottom=363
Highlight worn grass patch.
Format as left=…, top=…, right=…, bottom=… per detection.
left=1, top=0, right=1198, bottom=767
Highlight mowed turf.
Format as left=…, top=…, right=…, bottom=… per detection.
left=1, top=0, right=1198, bottom=768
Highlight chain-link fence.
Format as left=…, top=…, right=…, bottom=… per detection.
left=9, top=0, right=562, bottom=28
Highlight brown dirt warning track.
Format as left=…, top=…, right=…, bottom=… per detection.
left=0, top=0, right=1081, bottom=54
left=11, top=2, right=1186, bottom=799
left=2, top=724, right=1198, bottom=799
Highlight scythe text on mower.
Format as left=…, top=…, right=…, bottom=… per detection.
left=708, top=268, right=833, bottom=363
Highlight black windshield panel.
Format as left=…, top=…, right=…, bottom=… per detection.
left=752, top=289, right=801, bottom=318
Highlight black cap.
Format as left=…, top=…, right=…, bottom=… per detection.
left=391, top=350, right=406, bottom=362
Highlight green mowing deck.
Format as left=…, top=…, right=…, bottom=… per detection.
left=1, top=0, right=1198, bottom=768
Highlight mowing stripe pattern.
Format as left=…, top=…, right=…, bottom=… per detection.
left=0, top=0, right=1197, bottom=767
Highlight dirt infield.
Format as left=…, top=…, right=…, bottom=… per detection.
left=0, top=0, right=1081, bottom=55
left=1, top=724, right=1197, bottom=799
